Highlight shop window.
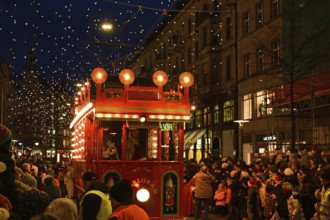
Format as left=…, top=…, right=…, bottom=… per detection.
left=256, top=90, right=274, bottom=117
left=223, top=100, right=234, bottom=122
left=243, top=94, right=252, bottom=119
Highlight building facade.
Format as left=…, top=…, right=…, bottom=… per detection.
left=8, top=49, right=73, bottom=161
left=0, top=58, right=10, bottom=126
left=126, top=0, right=330, bottom=162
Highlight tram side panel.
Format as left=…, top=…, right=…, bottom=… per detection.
left=94, top=160, right=183, bottom=219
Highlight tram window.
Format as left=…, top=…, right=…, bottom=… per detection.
left=126, top=122, right=179, bottom=161
left=127, top=128, right=148, bottom=160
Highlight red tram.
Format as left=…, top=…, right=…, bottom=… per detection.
left=70, top=68, right=194, bottom=219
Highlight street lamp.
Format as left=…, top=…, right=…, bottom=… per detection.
left=234, top=120, right=249, bottom=160
left=101, top=22, right=113, bottom=31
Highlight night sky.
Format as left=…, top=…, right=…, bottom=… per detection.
left=0, top=0, right=177, bottom=90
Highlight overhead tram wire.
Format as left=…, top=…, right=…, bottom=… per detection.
left=103, top=0, right=230, bottom=14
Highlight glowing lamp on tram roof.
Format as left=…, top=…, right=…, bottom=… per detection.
left=179, top=72, right=194, bottom=87
left=119, top=69, right=135, bottom=85
left=91, top=67, right=108, bottom=84
left=152, top=70, right=168, bottom=87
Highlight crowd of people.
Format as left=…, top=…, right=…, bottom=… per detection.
left=183, top=147, right=330, bottom=220
left=1, top=122, right=330, bottom=220
left=0, top=124, right=149, bottom=220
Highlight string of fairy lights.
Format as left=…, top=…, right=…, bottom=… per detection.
left=1, top=0, right=231, bottom=92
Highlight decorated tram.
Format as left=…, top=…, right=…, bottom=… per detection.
left=70, top=68, right=194, bottom=219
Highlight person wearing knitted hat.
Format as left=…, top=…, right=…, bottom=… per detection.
left=78, top=171, right=112, bottom=220
left=273, top=174, right=289, bottom=220
left=0, top=124, right=12, bottom=153
left=0, top=125, right=21, bottom=219
left=44, top=198, right=78, bottom=220
left=318, top=168, right=330, bottom=220
left=43, top=175, right=61, bottom=201
left=107, top=179, right=149, bottom=220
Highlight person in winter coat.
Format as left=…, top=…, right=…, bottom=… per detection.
left=282, top=182, right=305, bottom=220
left=192, top=165, right=216, bottom=220
left=263, top=184, right=276, bottom=220
left=43, top=175, right=61, bottom=201
left=213, top=180, right=228, bottom=216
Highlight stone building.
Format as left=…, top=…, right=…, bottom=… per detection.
left=126, top=0, right=330, bottom=162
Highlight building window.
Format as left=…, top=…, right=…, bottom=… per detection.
left=195, top=42, right=199, bottom=59
left=196, top=110, right=203, bottom=128
left=203, top=107, right=211, bottom=127
left=256, top=90, right=274, bottom=117
left=189, top=112, right=195, bottom=129
left=243, top=53, right=251, bottom=77
left=271, top=0, right=280, bottom=18
left=214, top=105, right=219, bottom=124
left=188, top=47, right=192, bottom=64
left=243, top=94, right=252, bottom=120
left=212, top=24, right=220, bottom=45
left=212, top=60, right=219, bottom=84
left=243, top=11, right=250, bottom=35
left=225, top=56, right=231, bottom=80
left=226, top=16, right=231, bottom=39
left=202, top=63, right=208, bottom=85
left=223, top=100, right=234, bottom=122
left=256, top=2, right=264, bottom=28
left=202, top=26, right=207, bottom=47
left=271, top=40, right=280, bottom=66
left=256, top=48, right=265, bottom=73
left=188, top=18, right=192, bottom=36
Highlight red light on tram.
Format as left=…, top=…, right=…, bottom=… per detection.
left=179, top=72, right=194, bottom=87
left=119, top=69, right=135, bottom=85
left=91, top=67, right=108, bottom=84
left=152, top=70, right=168, bottom=87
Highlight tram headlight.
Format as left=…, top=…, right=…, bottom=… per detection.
left=136, top=188, right=150, bottom=203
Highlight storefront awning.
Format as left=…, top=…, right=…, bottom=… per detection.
left=184, top=128, right=206, bottom=150
left=184, top=129, right=199, bottom=146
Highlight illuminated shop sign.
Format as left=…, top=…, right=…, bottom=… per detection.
left=263, top=135, right=276, bottom=141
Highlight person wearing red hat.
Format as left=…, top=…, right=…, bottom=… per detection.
left=247, top=178, right=263, bottom=220
left=273, top=174, right=289, bottom=220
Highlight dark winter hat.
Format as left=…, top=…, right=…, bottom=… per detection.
left=43, top=175, right=54, bottom=185
left=0, top=125, right=12, bottom=151
left=82, top=171, right=98, bottom=181
left=110, top=179, right=133, bottom=203
left=320, top=168, right=330, bottom=181
left=269, top=164, right=277, bottom=174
